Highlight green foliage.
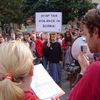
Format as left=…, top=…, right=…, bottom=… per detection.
left=21, top=0, right=38, bottom=23
left=0, top=0, right=23, bottom=24
left=21, top=0, right=95, bottom=24
left=64, top=0, right=95, bottom=22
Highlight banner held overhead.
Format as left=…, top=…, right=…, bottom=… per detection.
left=35, top=12, right=62, bottom=33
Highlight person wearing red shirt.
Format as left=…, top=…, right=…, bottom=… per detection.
left=67, top=9, right=100, bottom=100
left=30, top=32, right=43, bottom=64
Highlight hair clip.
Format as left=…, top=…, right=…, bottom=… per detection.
left=3, top=74, right=13, bottom=80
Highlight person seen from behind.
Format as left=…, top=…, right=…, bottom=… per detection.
left=0, top=41, right=38, bottom=100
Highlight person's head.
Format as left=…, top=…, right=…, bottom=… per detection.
left=56, top=33, right=63, bottom=40
left=40, top=32, right=47, bottom=41
left=24, top=33, right=30, bottom=42
left=30, top=32, right=36, bottom=41
left=66, top=30, right=71, bottom=37
left=50, top=32, right=57, bottom=42
left=64, top=30, right=73, bottom=42
left=11, top=32, right=16, bottom=40
left=73, top=28, right=80, bottom=37
left=0, top=41, right=33, bottom=100
left=0, top=34, right=4, bottom=44
left=16, top=32, right=23, bottom=41
left=82, top=9, right=100, bottom=53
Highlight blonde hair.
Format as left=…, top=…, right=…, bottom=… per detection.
left=0, top=41, right=33, bottom=100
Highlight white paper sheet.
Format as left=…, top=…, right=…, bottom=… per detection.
left=31, top=64, right=65, bottom=100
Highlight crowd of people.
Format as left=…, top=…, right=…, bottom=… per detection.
left=0, top=24, right=82, bottom=87
left=0, top=8, right=100, bottom=100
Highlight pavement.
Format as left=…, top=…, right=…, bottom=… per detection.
left=60, top=68, right=71, bottom=100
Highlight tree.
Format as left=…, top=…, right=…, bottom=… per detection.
left=21, top=0, right=95, bottom=24
left=0, top=0, right=23, bottom=34
left=62, top=0, right=95, bottom=23
left=21, top=0, right=39, bottom=23
left=0, top=0, right=23, bottom=24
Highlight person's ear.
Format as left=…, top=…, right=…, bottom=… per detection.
left=93, top=27, right=99, bottom=37
left=29, top=66, right=33, bottom=76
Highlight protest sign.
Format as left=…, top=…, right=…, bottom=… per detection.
left=35, top=12, right=62, bottom=32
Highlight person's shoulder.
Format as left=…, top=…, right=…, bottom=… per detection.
left=86, top=61, right=100, bottom=75
left=36, top=39, right=43, bottom=44
left=36, top=38, right=42, bottom=42
left=89, top=61, right=100, bottom=69
left=24, top=89, right=39, bottom=100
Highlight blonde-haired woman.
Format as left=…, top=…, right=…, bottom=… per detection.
left=0, top=41, right=38, bottom=100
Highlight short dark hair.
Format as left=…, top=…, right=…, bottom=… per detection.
left=50, top=32, right=56, bottom=41
left=82, top=9, right=100, bottom=36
